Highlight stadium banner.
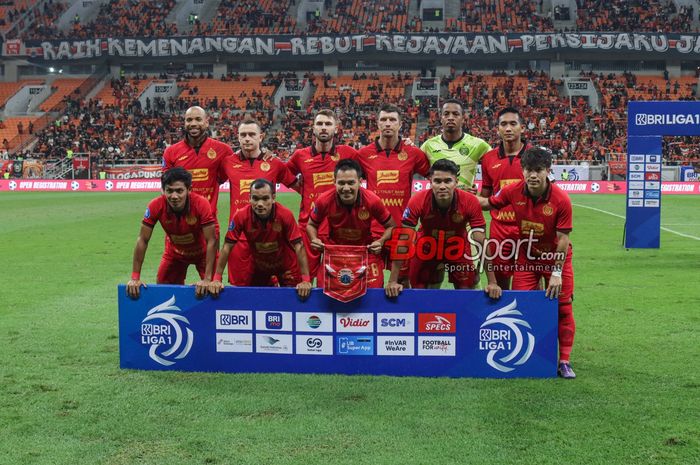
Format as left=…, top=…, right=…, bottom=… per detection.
left=550, top=164, right=589, bottom=181
left=3, top=178, right=700, bottom=194
left=14, top=33, right=700, bottom=61
left=102, top=165, right=162, bottom=180
left=625, top=101, right=700, bottom=248
left=680, top=165, right=699, bottom=182
left=117, top=285, right=558, bottom=378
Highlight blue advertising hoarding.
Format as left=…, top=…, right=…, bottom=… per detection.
left=118, top=286, right=558, bottom=378
left=625, top=101, right=700, bottom=248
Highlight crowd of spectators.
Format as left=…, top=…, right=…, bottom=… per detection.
left=575, top=0, right=697, bottom=33
left=9, top=69, right=700, bottom=167
left=6, top=0, right=699, bottom=41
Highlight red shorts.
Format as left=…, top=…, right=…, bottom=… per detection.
left=487, top=219, right=520, bottom=279
left=157, top=247, right=206, bottom=284
left=227, top=239, right=254, bottom=286
left=409, top=256, right=479, bottom=289
left=512, top=250, right=574, bottom=303
left=250, top=252, right=302, bottom=287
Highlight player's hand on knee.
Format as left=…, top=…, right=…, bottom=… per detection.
left=485, top=282, right=502, bottom=300
left=296, top=281, right=312, bottom=300
left=126, top=279, right=146, bottom=299
left=208, top=279, right=224, bottom=298
left=546, top=275, right=562, bottom=299
left=385, top=281, right=403, bottom=298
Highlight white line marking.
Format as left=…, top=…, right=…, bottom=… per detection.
left=573, top=203, right=700, bottom=241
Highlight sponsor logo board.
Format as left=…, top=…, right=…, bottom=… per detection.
left=417, top=336, right=456, bottom=356
left=216, top=332, right=253, bottom=353
left=376, top=313, right=415, bottom=333
left=216, top=310, right=253, bottom=330
left=377, top=336, right=415, bottom=356
left=295, top=312, right=333, bottom=332
left=418, top=313, right=456, bottom=333
left=337, top=336, right=374, bottom=355
left=255, top=311, right=292, bottom=331
left=335, top=313, right=374, bottom=332
left=295, top=335, right=333, bottom=355
left=256, top=333, right=293, bottom=354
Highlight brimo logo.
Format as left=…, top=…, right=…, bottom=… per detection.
left=386, top=228, right=565, bottom=270
left=140, top=295, right=194, bottom=366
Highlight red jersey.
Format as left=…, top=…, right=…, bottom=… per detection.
left=310, top=188, right=392, bottom=246
left=403, top=189, right=486, bottom=238
left=488, top=180, right=573, bottom=261
left=221, top=152, right=297, bottom=220
left=480, top=143, right=528, bottom=224
left=162, top=137, right=233, bottom=215
left=225, top=203, right=302, bottom=270
left=357, top=139, right=430, bottom=234
left=142, top=193, right=215, bottom=257
left=286, top=144, right=358, bottom=230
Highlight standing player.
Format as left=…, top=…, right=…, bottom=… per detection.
left=126, top=167, right=217, bottom=299
left=209, top=179, right=312, bottom=299
left=287, top=110, right=358, bottom=279
left=421, top=99, right=491, bottom=191
left=385, top=159, right=501, bottom=297
left=307, top=159, right=395, bottom=288
left=163, top=106, right=233, bottom=232
left=479, top=107, right=530, bottom=289
left=220, top=118, right=298, bottom=285
left=478, top=147, right=577, bottom=379
left=357, top=103, right=430, bottom=286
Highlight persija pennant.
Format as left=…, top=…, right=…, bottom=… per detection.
left=322, top=245, right=368, bottom=303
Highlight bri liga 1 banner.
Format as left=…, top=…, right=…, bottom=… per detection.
left=118, top=286, right=558, bottom=378
left=3, top=179, right=700, bottom=194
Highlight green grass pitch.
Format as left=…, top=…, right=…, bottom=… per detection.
left=1, top=191, right=698, bottom=464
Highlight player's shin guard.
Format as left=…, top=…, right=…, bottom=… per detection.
left=558, top=300, right=575, bottom=362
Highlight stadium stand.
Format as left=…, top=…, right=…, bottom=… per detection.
left=445, top=0, right=554, bottom=33
left=306, top=0, right=409, bottom=34
left=39, top=78, right=88, bottom=111
left=201, top=0, right=296, bottom=35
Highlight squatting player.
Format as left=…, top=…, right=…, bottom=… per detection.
left=357, top=103, right=430, bottom=286
left=209, top=179, right=312, bottom=299
left=126, top=167, right=217, bottom=299
left=220, top=118, right=298, bottom=285
left=307, top=159, right=396, bottom=288
left=287, top=110, right=358, bottom=279
left=385, top=159, right=501, bottom=298
left=421, top=98, right=491, bottom=191
left=479, top=107, right=530, bottom=289
left=478, top=146, right=577, bottom=379
left=163, top=106, right=233, bottom=235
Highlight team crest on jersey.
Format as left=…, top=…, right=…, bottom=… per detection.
left=272, top=221, right=282, bottom=232
left=452, top=212, right=464, bottom=223
left=459, top=147, right=469, bottom=156
left=358, top=208, right=370, bottom=220
left=542, top=204, right=554, bottom=216
left=330, top=154, right=339, bottom=162
left=185, top=214, right=197, bottom=225
left=398, top=151, right=408, bottom=161
left=260, top=162, right=271, bottom=172
left=207, top=148, right=217, bottom=159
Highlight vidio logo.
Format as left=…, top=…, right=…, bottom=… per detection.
left=479, top=299, right=535, bottom=373
left=140, top=295, right=193, bottom=366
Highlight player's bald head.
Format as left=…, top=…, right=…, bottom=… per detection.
left=185, top=106, right=207, bottom=119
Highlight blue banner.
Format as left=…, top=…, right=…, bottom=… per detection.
left=118, top=286, right=558, bottom=378
left=628, top=101, right=700, bottom=137
left=625, top=135, right=662, bottom=248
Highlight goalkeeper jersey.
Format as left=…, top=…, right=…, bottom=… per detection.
left=421, top=133, right=491, bottom=190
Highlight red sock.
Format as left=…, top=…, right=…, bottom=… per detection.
left=558, top=301, right=575, bottom=362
